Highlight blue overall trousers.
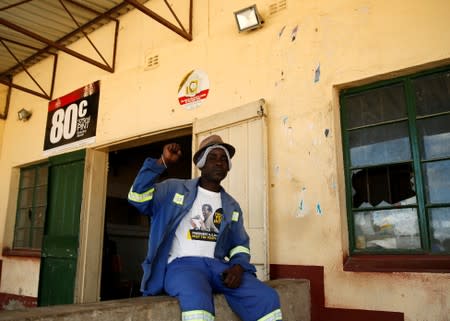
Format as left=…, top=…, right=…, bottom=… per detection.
left=164, top=256, right=282, bottom=321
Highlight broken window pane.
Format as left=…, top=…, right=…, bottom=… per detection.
left=352, top=163, right=416, bottom=208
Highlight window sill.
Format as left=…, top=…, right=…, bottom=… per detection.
left=2, top=247, right=41, bottom=258
left=344, top=254, right=450, bottom=273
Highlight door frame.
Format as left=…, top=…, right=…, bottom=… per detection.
left=76, top=97, right=268, bottom=302
left=75, top=126, right=192, bottom=303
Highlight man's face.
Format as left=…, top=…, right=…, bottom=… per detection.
left=200, top=148, right=229, bottom=184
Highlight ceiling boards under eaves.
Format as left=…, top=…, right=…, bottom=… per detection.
left=0, top=0, right=192, bottom=102
left=0, top=0, right=136, bottom=76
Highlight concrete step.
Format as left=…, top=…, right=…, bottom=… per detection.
left=0, top=279, right=310, bottom=321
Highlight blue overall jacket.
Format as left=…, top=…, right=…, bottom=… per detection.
left=128, top=157, right=257, bottom=295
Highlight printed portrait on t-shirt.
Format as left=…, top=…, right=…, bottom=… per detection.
left=190, top=204, right=223, bottom=241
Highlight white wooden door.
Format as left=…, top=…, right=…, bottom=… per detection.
left=193, top=99, right=269, bottom=280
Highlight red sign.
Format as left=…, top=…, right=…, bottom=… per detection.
left=43, top=81, right=99, bottom=154
left=178, top=69, right=210, bottom=109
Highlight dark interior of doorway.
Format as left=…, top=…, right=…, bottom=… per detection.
left=100, top=134, right=192, bottom=301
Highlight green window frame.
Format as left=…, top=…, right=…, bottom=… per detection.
left=13, top=163, right=49, bottom=250
left=340, top=66, right=450, bottom=272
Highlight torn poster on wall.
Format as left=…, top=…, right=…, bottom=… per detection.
left=43, top=81, right=99, bottom=155
left=178, top=69, right=210, bottom=110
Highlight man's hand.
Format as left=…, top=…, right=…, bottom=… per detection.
left=222, top=264, right=244, bottom=289
left=159, top=143, right=182, bottom=168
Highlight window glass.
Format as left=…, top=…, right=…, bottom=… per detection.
left=31, top=228, right=44, bottom=249
left=344, top=84, right=407, bottom=128
left=37, top=166, right=48, bottom=186
left=423, top=160, right=450, bottom=203
left=13, top=228, right=29, bottom=248
left=34, top=206, right=46, bottom=228
left=19, top=188, right=34, bottom=208
left=14, top=164, right=48, bottom=250
left=349, top=122, right=411, bottom=167
left=354, top=208, right=421, bottom=250
left=16, top=208, right=31, bottom=229
left=21, top=169, right=35, bottom=188
left=341, top=66, right=450, bottom=259
left=429, top=207, right=450, bottom=253
left=417, top=114, right=450, bottom=160
left=413, top=71, right=450, bottom=116
left=35, top=186, right=47, bottom=206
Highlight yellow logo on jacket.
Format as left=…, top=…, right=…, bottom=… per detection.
left=173, top=193, right=184, bottom=205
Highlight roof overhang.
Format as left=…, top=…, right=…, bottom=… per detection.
left=0, top=0, right=193, bottom=119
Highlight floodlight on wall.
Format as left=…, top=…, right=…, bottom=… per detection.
left=234, top=5, right=263, bottom=32
left=18, top=108, right=32, bottom=121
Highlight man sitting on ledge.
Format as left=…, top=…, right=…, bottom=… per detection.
left=128, top=135, right=282, bottom=321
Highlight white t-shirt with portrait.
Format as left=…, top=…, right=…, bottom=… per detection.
left=168, top=186, right=223, bottom=263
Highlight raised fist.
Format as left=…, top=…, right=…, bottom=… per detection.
left=160, top=143, right=182, bottom=167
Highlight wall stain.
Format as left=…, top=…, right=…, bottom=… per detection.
left=3, top=299, right=26, bottom=311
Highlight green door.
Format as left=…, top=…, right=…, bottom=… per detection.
left=38, top=150, right=85, bottom=306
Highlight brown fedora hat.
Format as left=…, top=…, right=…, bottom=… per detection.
left=193, top=134, right=235, bottom=164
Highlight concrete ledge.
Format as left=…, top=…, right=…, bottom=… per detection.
left=0, top=279, right=310, bottom=321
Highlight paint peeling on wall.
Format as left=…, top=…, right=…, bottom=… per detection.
left=286, top=168, right=293, bottom=181
left=295, top=187, right=309, bottom=218
left=286, top=126, right=294, bottom=147
left=275, top=71, right=285, bottom=86
left=331, top=178, right=337, bottom=190
left=316, top=203, right=323, bottom=215
left=281, top=116, right=295, bottom=147
left=355, top=6, right=370, bottom=14
left=278, top=25, right=286, bottom=38
left=314, top=64, right=321, bottom=83
left=274, top=165, right=280, bottom=177
left=312, top=137, right=319, bottom=146
left=291, top=25, right=298, bottom=41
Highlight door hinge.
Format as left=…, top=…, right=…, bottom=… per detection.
left=257, top=105, right=265, bottom=117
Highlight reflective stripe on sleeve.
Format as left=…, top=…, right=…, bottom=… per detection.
left=232, top=211, right=239, bottom=221
left=128, top=186, right=154, bottom=203
left=257, top=308, right=283, bottom=321
left=182, top=310, right=215, bottom=321
left=229, top=245, right=250, bottom=258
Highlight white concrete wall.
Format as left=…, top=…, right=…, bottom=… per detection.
left=1, top=1, right=450, bottom=320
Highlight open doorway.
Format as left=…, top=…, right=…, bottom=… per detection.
left=100, top=134, right=192, bottom=300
